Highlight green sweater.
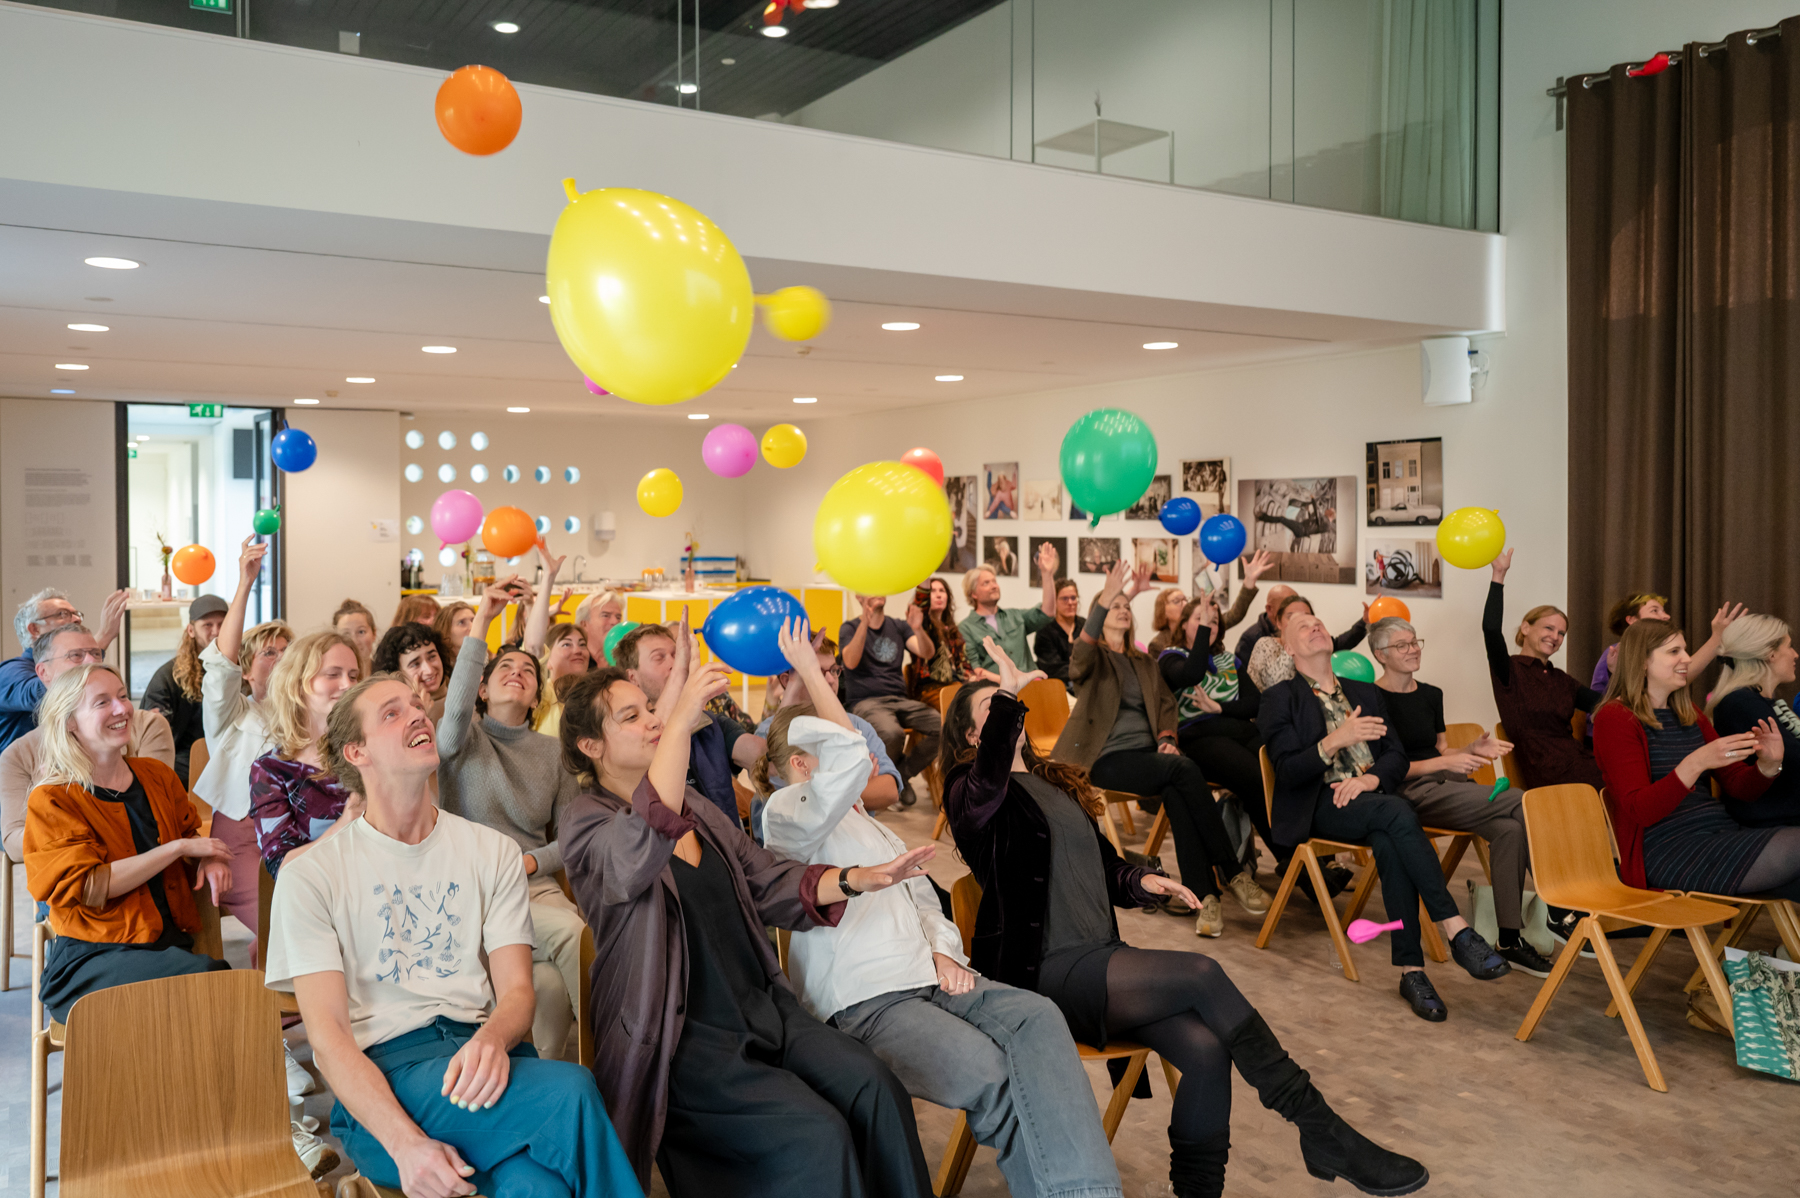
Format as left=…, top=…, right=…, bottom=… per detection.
left=958, top=605, right=1053, bottom=672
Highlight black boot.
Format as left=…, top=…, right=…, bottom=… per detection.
left=1169, top=1130, right=1230, bottom=1198
left=1225, top=1013, right=1428, bottom=1196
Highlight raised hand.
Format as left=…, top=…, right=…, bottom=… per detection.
left=776, top=616, right=820, bottom=676
left=983, top=636, right=1045, bottom=694
left=1036, top=539, right=1060, bottom=576
left=237, top=534, right=269, bottom=590
left=476, top=575, right=522, bottom=627
left=1129, top=563, right=1156, bottom=598
left=96, top=589, right=131, bottom=649
left=536, top=537, right=566, bottom=584
left=906, top=602, right=925, bottom=632
left=1713, top=602, right=1748, bottom=637
left=1490, top=548, right=1514, bottom=583
left=1243, top=549, right=1273, bottom=588
left=1097, top=560, right=1131, bottom=607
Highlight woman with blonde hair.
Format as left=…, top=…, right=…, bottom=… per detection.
left=533, top=622, right=591, bottom=735
left=247, top=631, right=361, bottom=877
left=1481, top=549, right=1603, bottom=790
left=1706, top=613, right=1800, bottom=827
left=1147, top=587, right=1189, bottom=654
left=391, top=592, right=440, bottom=630
left=432, top=599, right=477, bottom=663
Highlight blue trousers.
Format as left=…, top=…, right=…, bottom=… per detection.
left=333, top=1018, right=641, bottom=1198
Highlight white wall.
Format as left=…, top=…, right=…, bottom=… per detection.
left=282, top=409, right=400, bottom=635
left=0, top=397, right=118, bottom=655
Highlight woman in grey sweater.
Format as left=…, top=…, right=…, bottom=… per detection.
left=436, top=559, right=584, bottom=1057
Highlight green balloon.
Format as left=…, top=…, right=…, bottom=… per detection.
left=1331, top=650, right=1376, bottom=683
left=1059, top=409, right=1158, bottom=526
left=602, top=621, right=641, bottom=666
left=252, top=507, right=281, bottom=535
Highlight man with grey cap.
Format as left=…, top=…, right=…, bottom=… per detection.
left=143, top=593, right=229, bottom=784
left=0, top=587, right=128, bottom=753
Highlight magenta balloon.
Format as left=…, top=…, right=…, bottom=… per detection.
left=701, top=422, right=758, bottom=478
left=583, top=376, right=609, bottom=396
left=431, top=489, right=484, bottom=546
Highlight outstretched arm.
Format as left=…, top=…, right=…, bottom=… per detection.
left=1482, top=550, right=1514, bottom=685
left=216, top=535, right=267, bottom=665
left=520, top=540, right=564, bottom=656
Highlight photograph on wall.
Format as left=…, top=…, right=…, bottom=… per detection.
left=941, top=475, right=979, bottom=572
left=1123, top=474, right=1172, bottom=521
left=1069, top=498, right=1092, bottom=523
left=1021, top=479, right=1065, bottom=521
left=983, top=535, right=1020, bottom=578
left=984, top=461, right=1020, bottom=519
left=1077, top=536, right=1123, bottom=574
left=1180, top=459, right=1233, bottom=518
left=1235, top=475, right=1358, bottom=585
left=1364, top=438, right=1444, bottom=527
left=1133, top=537, right=1180, bottom=584
left=1028, top=536, right=1068, bottom=587
left=1365, top=538, right=1444, bottom=599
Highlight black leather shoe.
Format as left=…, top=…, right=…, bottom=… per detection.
left=1498, top=940, right=1554, bottom=978
left=1450, top=927, right=1511, bottom=980
left=1398, top=971, right=1447, bottom=1022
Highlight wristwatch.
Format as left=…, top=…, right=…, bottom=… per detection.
left=837, top=866, right=862, bottom=897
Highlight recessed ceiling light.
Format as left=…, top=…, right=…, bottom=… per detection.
left=135, top=434, right=149, bottom=441
left=721, top=57, right=737, bottom=65
left=539, top=295, right=550, bottom=304
left=678, top=83, right=698, bottom=95
left=507, top=406, right=531, bottom=413
left=50, top=388, right=75, bottom=395
left=882, top=321, right=921, bottom=331
left=67, top=323, right=109, bottom=333
left=1143, top=341, right=1179, bottom=350
left=346, top=376, right=375, bottom=384
left=793, top=396, right=818, bottom=404
left=687, top=412, right=710, bottom=420
left=55, top=363, right=89, bottom=371
left=294, top=398, right=321, bottom=405
left=422, top=345, right=457, bottom=354
left=491, top=20, right=520, bottom=33
left=935, top=374, right=963, bottom=382
left=761, top=25, right=788, bottom=37
left=84, top=257, right=139, bottom=270
left=804, top=0, right=839, bottom=6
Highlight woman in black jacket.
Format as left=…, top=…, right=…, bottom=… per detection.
left=940, top=645, right=1427, bottom=1198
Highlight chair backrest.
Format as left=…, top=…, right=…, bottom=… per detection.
left=1571, top=710, right=1587, bottom=741
left=1444, top=722, right=1497, bottom=787
left=60, top=970, right=313, bottom=1198
left=950, top=874, right=981, bottom=957
left=732, top=777, right=754, bottom=821
left=187, top=737, right=209, bottom=793
left=1493, top=721, right=1522, bottom=787
left=257, top=860, right=276, bottom=955
left=933, top=681, right=963, bottom=717
left=1018, top=678, right=1071, bottom=746
left=1517, top=784, right=1624, bottom=908
left=1258, top=745, right=1276, bottom=826
left=192, top=876, right=225, bottom=962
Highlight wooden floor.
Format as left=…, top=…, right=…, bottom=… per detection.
left=4, top=785, right=1796, bottom=1197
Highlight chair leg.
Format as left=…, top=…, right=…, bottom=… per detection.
left=30, top=1026, right=47, bottom=1198
left=1160, top=1057, right=1182, bottom=1098
left=1254, top=852, right=1306, bottom=950
left=931, top=809, right=949, bottom=842
left=925, top=763, right=944, bottom=812
left=2, top=858, right=12, bottom=992
left=1516, top=915, right=1592, bottom=1043
left=1589, top=921, right=1667, bottom=1092
left=1343, top=850, right=1380, bottom=922
left=1099, top=805, right=1123, bottom=854
left=1100, top=1050, right=1149, bottom=1142
left=1304, top=849, right=1361, bottom=983
left=1117, top=803, right=1136, bottom=837
left=1771, top=901, right=1800, bottom=962
left=1682, top=904, right=1750, bottom=994
left=1686, top=924, right=1735, bottom=1035
left=1144, top=808, right=1170, bottom=859
left=933, top=1111, right=978, bottom=1197
left=1419, top=900, right=1449, bottom=964
left=1435, top=833, right=1471, bottom=881
left=1604, top=927, right=1672, bottom=1018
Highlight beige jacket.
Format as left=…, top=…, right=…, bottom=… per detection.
left=1, top=708, right=172, bottom=863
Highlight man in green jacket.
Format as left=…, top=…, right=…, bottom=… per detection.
left=958, top=541, right=1060, bottom=673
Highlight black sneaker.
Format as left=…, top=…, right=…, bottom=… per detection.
left=1320, top=862, right=1355, bottom=895
left=1398, top=970, right=1447, bottom=1022
left=1497, top=940, right=1554, bottom=978
left=1449, top=927, right=1511, bottom=980
left=1546, top=909, right=1596, bottom=959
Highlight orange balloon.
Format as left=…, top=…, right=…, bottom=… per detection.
left=1367, top=595, right=1412, bottom=623
left=481, top=506, right=537, bottom=558
left=171, top=544, right=216, bottom=586
left=435, top=66, right=522, bottom=156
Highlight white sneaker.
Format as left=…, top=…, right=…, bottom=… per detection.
left=284, top=1039, right=317, bottom=1098
left=292, top=1117, right=340, bottom=1179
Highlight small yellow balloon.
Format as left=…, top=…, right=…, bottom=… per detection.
left=637, top=468, right=684, bottom=518
left=546, top=179, right=754, bottom=406
left=759, top=286, right=832, bottom=342
left=814, top=462, right=952, bottom=595
left=762, top=423, right=808, bottom=469
left=1435, top=507, right=1506, bottom=570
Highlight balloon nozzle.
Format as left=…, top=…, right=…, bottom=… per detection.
left=562, top=178, right=581, bottom=202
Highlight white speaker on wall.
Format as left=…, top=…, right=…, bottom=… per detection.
left=1421, top=336, right=1474, bottom=406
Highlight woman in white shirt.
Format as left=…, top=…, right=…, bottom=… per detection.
left=759, top=621, right=1123, bottom=1198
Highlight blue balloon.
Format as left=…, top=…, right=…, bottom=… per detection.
left=1159, top=496, right=1202, bottom=536
left=270, top=427, right=317, bottom=472
left=1198, top=514, right=1247, bottom=565
left=702, top=585, right=810, bottom=676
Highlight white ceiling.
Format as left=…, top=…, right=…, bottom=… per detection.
left=0, top=182, right=1419, bottom=422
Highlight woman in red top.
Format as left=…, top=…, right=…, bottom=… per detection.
left=1481, top=549, right=1603, bottom=790
left=1591, top=619, right=1798, bottom=898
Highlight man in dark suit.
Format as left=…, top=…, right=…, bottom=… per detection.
left=1259, top=613, right=1510, bottom=1022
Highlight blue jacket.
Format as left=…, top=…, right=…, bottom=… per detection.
left=1257, top=674, right=1409, bottom=847
left=0, top=651, right=42, bottom=753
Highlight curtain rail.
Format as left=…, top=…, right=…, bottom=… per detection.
left=1546, top=26, right=1784, bottom=129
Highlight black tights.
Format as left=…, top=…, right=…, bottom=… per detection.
left=1741, top=826, right=1800, bottom=900
left=1103, top=947, right=1256, bottom=1142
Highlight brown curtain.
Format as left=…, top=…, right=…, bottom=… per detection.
left=1567, top=17, right=1800, bottom=683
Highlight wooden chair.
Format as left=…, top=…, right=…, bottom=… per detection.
left=259, top=862, right=303, bottom=1016
left=1676, top=892, right=1800, bottom=995
left=338, top=1175, right=484, bottom=1198
left=1017, top=678, right=1071, bottom=757
left=1251, top=748, right=1447, bottom=981
left=2, top=851, right=23, bottom=991
left=928, top=683, right=963, bottom=842
left=1492, top=714, right=1585, bottom=790
left=1423, top=723, right=1498, bottom=884
left=1512, top=784, right=1739, bottom=1092
left=188, top=736, right=210, bottom=793
left=32, top=884, right=226, bottom=1197
left=938, top=875, right=1178, bottom=1196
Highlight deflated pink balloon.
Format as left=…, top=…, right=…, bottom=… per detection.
left=584, top=376, right=609, bottom=396
left=702, top=422, right=758, bottom=478
left=431, top=489, right=484, bottom=546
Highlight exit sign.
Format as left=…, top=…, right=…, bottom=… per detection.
left=128, top=447, right=138, bottom=459
left=191, top=0, right=232, bottom=12
left=188, top=403, right=225, bottom=418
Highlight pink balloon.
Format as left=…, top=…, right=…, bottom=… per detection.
left=701, top=422, right=758, bottom=478
left=431, top=489, right=484, bottom=546
left=583, top=376, right=609, bottom=396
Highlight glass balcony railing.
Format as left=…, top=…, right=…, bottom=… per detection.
left=26, top=0, right=1498, bottom=232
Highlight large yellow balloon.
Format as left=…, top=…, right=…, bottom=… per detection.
left=1436, top=507, right=1506, bottom=569
left=762, top=423, right=808, bottom=469
left=814, top=462, right=952, bottom=595
left=760, top=286, right=832, bottom=342
left=546, top=179, right=753, bottom=406
left=637, top=468, right=684, bottom=518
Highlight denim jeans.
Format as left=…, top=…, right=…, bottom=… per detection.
left=832, top=979, right=1123, bottom=1198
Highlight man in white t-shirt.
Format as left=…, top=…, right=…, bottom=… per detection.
left=266, top=676, right=639, bottom=1198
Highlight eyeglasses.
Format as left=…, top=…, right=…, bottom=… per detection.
left=54, top=647, right=106, bottom=664
left=39, top=608, right=81, bottom=626
left=1383, top=639, right=1424, bottom=652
